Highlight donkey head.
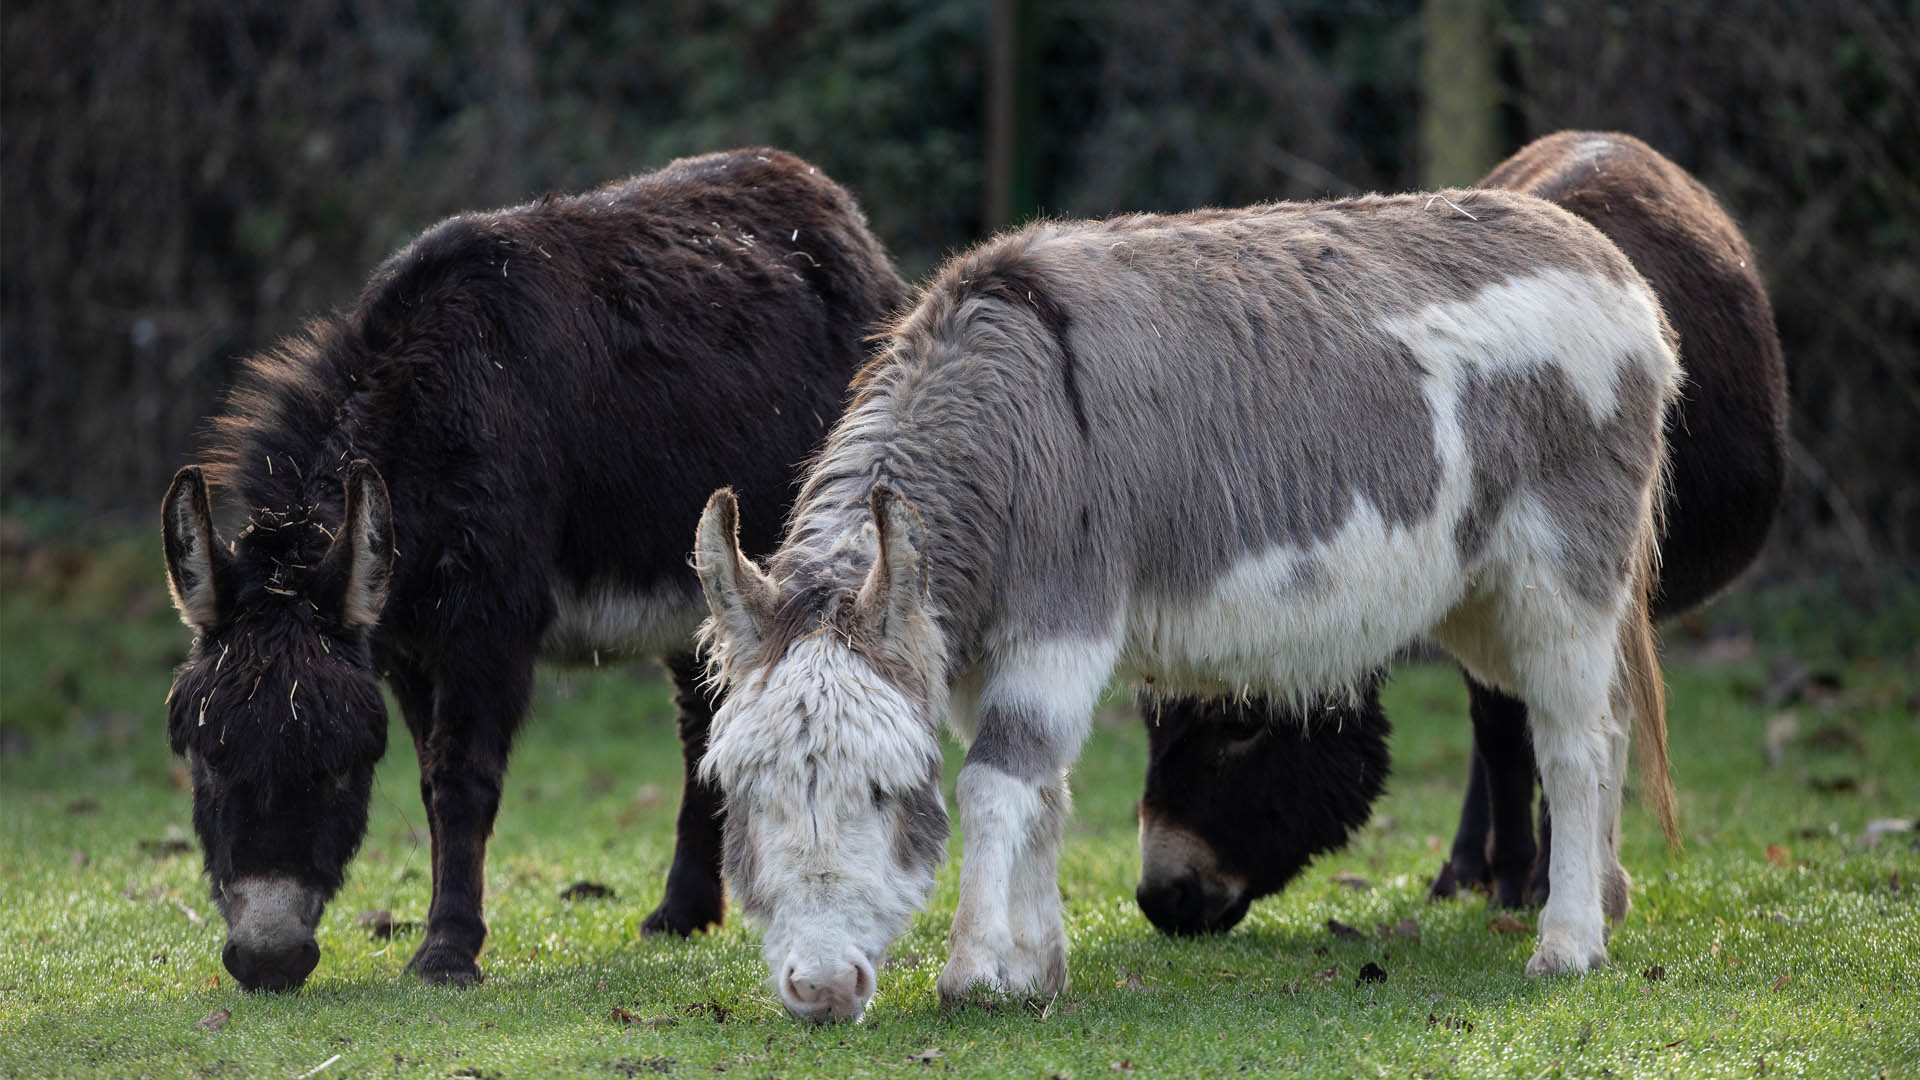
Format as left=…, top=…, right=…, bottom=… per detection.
left=161, top=461, right=393, bottom=991
left=694, top=485, right=949, bottom=1022
left=1135, top=679, right=1391, bottom=935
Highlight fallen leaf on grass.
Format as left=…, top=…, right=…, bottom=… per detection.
left=1356, top=962, right=1387, bottom=985
left=1379, top=917, right=1419, bottom=941
left=1115, top=968, right=1145, bottom=990
left=610, top=1006, right=643, bottom=1025
left=1313, top=965, right=1340, bottom=984
left=1331, top=871, right=1371, bottom=892
left=1326, top=918, right=1364, bottom=940
left=560, top=881, right=617, bottom=901
left=680, top=1000, right=732, bottom=1023
left=1765, top=844, right=1791, bottom=867
left=1111, top=1061, right=1134, bottom=1074
left=1772, top=974, right=1791, bottom=991
left=1487, top=915, right=1530, bottom=934
left=1427, top=1012, right=1472, bottom=1033
left=355, top=909, right=420, bottom=940
left=910, top=1048, right=944, bottom=1064
left=1642, top=965, right=1665, bottom=982
left=195, top=1008, right=229, bottom=1033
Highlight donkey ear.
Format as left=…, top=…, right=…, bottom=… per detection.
left=855, top=483, right=929, bottom=638
left=694, top=488, right=777, bottom=647
left=319, top=460, right=395, bottom=628
left=161, top=466, right=230, bottom=631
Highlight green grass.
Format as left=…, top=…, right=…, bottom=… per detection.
left=2, top=527, right=1917, bottom=1078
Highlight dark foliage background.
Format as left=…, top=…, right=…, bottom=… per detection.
left=4, top=0, right=1915, bottom=570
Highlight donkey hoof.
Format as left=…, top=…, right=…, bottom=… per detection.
left=1524, top=940, right=1606, bottom=977
left=1489, top=872, right=1532, bottom=911
left=1427, top=859, right=1462, bottom=901
left=937, top=955, right=1014, bottom=1008
left=640, top=900, right=723, bottom=938
left=407, top=942, right=485, bottom=987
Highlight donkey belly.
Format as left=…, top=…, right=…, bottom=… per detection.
left=1120, top=496, right=1469, bottom=699
left=540, top=576, right=706, bottom=665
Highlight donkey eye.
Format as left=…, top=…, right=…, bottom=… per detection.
left=870, top=784, right=889, bottom=807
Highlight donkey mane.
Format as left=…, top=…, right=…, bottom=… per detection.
left=201, top=321, right=376, bottom=546
left=761, top=235, right=1083, bottom=678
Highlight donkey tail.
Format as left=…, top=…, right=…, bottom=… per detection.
left=1620, top=532, right=1680, bottom=850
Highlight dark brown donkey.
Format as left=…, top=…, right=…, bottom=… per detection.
left=1135, top=131, right=1788, bottom=933
left=161, top=148, right=905, bottom=990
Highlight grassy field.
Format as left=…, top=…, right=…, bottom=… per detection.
left=2, top=523, right=1916, bottom=1078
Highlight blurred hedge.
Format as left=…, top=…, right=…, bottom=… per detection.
left=3, top=0, right=1914, bottom=566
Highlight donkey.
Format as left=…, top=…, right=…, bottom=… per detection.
left=693, top=187, right=1682, bottom=1022
left=1134, top=130, right=1788, bottom=934
left=160, top=148, right=906, bottom=991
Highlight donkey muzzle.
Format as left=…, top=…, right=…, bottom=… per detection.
left=779, top=954, right=875, bottom=1022
left=220, top=876, right=326, bottom=991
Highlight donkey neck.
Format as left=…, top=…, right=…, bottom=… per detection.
left=773, top=366, right=1013, bottom=679
left=215, top=323, right=397, bottom=558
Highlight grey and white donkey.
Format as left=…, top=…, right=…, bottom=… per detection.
left=694, top=188, right=1682, bottom=1022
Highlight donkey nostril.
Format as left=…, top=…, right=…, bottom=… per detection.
left=288, top=939, right=320, bottom=983
left=1138, top=875, right=1210, bottom=935
left=783, top=966, right=821, bottom=1006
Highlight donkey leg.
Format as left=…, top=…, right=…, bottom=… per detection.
left=940, top=756, right=1074, bottom=1005
left=640, top=653, right=726, bottom=937
left=389, top=660, right=441, bottom=895
left=1465, top=677, right=1542, bottom=909
left=1597, top=696, right=1633, bottom=930
left=1514, top=633, right=1621, bottom=977
left=1525, top=795, right=1554, bottom=908
left=1431, top=745, right=1493, bottom=900
left=939, top=643, right=1107, bottom=1006
left=404, top=654, right=531, bottom=986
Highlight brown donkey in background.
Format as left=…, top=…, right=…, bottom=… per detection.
left=1134, top=131, right=1787, bottom=935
